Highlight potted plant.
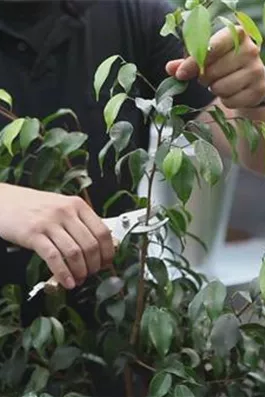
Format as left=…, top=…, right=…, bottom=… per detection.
left=1, top=1, right=265, bottom=396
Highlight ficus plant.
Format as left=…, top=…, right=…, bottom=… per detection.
left=2, top=1, right=265, bottom=396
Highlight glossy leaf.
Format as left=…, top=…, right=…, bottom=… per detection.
left=156, top=77, right=188, bottom=103
left=2, top=118, right=25, bottom=155
left=174, top=385, right=195, bottom=397
left=162, top=147, right=183, bottom=180
left=96, top=277, right=124, bottom=304
left=128, top=148, right=149, bottom=189
left=58, top=132, right=88, bottom=156
left=221, top=0, right=238, bottom=10
left=135, top=97, right=155, bottom=122
left=236, top=11, right=263, bottom=47
left=194, top=140, right=223, bottom=185
left=61, top=167, right=92, bottom=190
left=146, top=257, right=169, bottom=288
left=26, top=254, right=43, bottom=287
left=32, top=148, right=59, bottom=187
left=171, top=154, right=196, bottom=204
left=106, top=300, right=125, bottom=324
left=181, top=348, right=201, bottom=368
left=104, top=93, right=127, bottom=131
left=50, top=346, right=81, bottom=372
left=0, top=89, right=12, bottom=108
left=237, top=118, right=260, bottom=153
left=148, top=372, right=172, bottom=397
left=98, top=140, right=113, bottom=174
left=20, top=118, right=40, bottom=154
left=31, top=317, right=52, bottom=353
left=148, top=308, right=174, bottom=357
left=110, top=121, right=133, bottom=153
left=183, top=5, right=211, bottom=73
left=203, top=280, right=227, bottom=320
left=42, top=128, right=67, bottom=149
left=219, top=17, right=240, bottom=52
left=160, top=13, right=178, bottom=38
left=94, top=55, right=120, bottom=101
left=118, top=63, right=137, bottom=93
left=210, top=313, right=240, bottom=357
left=24, top=365, right=50, bottom=393
left=50, top=317, right=65, bottom=346
left=42, top=108, right=78, bottom=127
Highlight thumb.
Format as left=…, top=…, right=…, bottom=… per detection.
left=165, top=59, right=184, bottom=76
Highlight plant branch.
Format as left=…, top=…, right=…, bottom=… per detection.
left=137, top=72, right=156, bottom=93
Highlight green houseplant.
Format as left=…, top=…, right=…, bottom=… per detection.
left=1, top=1, right=265, bottom=396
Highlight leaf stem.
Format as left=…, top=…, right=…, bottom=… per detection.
left=137, top=72, right=156, bottom=93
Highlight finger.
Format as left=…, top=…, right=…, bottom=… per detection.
left=78, top=207, right=114, bottom=268
left=221, top=84, right=265, bottom=109
left=64, top=217, right=101, bottom=275
left=34, top=234, right=76, bottom=290
left=165, top=59, right=184, bottom=76
left=206, top=26, right=245, bottom=65
left=200, top=44, right=253, bottom=86
left=210, top=67, right=252, bottom=99
left=48, top=226, right=87, bottom=284
left=175, top=56, right=199, bottom=80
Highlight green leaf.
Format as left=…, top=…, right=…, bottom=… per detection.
left=42, top=108, right=78, bottom=127
left=259, top=256, right=265, bottom=301
left=148, top=308, right=174, bottom=357
left=210, top=313, right=240, bottom=357
left=236, top=11, right=263, bottom=47
left=24, top=365, right=50, bottom=393
left=96, top=277, right=124, bottom=304
left=237, top=118, right=260, bottom=153
left=20, top=118, right=40, bottom=153
left=155, top=141, right=170, bottom=171
left=183, top=5, right=211, bottom=73
left=171, top=104, right=193, bottom=116
left=94, top=55, right=120, bottom=101
left=149, top=372, right=172, bottom=397
left=174, top=385, right=195, bottom=397
left=32, top=148, right=59, bottom=187
left=135, top=97, right=155, bottom=122
left=58, top=132, right=88, bottom=156
left=263, top=3, right=265, bottom=30
left=99, top=139, right=113, bottom=174
left=2, top=118, right=25, bottom=155
left=110, top=121, right=133, bottom=153
left=185, top=0, right=200, bottom=10
left=194, top=140, right=223, bottom=185
left=30, top=317, right=52, bottom=353
left=162, top=147, right=183, bottom=180
left=165, top=208, right=187, bottom=236
left=146, top=257, right=169, bottom=288
left=203, top=280, right=227, bottom=320
left=181, top=348, right=201, bottom=368
left=156, top=77, right=188, bottom=103
left=0, top=89, right=12, bottom=108
left=160, top=13, right=178, bottom=38
left=129, top=148, right=149, bottom=189
left=104, top=93, right=127, bottom=131
left=50, top=346, right=81, bottom=372
left=50, top=317, right=65, bottom=346
left=140, top=306, right=155, bottom=348
left=106, top=300, right=125, bottom=325
left=42, top=128, right=68, bottom=149
left=156, top=96, right=173, bottom=117
left=219, top=17, right=240, bottom=53
left=171, top=154, right=196, bottom=204
left=118, top=63, right=137, bottom=93
left=0, top=347, right=27, bottom=387
left=0, top=324, right=19, bottom=338
left=220, top=0, right=238, bottom=11
left=103, top=189, right=136, bottom=216
left=188, top=288, right=204, bottom=323
left=61, top=167, right=92, bottom=191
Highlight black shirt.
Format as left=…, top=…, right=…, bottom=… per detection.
left=0, top=0, right=214, bottom=285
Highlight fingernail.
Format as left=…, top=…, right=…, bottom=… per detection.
left=65, top=276, right=75, bottom=289
left=176, top=70, right=188, bottom=80
left=77, top=278, right=86, bottom=286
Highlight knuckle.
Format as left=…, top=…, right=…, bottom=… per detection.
left=97, top=226, right=112, bottom=242
left=46, top=248, right=60, bottom=263
left=66, top=245, right=82, bottom=260
left=247, top=41, right=260, bottom=57
left=88, top=239, right=100, bottom=254
left=69, top=195, right=85, bottom=209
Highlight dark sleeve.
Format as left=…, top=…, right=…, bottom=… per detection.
left=136, top=0, right=215, bottom=109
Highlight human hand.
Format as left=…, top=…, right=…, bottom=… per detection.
left=0, top=184, right=114, bottom=289
left=166, top=27, right=265, bottom=109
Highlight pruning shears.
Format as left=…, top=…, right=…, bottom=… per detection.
left=27, top=206, right=168, bottom=301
